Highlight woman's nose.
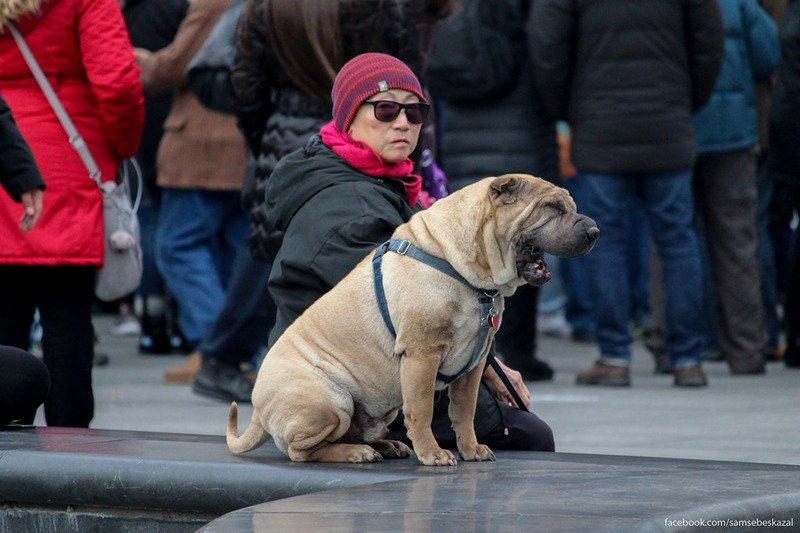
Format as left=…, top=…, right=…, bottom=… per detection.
left=393, top=110, right=411, bottom=129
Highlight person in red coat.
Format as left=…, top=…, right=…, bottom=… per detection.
left=0, top=0, right=144, bottom=427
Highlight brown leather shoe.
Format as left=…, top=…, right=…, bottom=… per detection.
left=576, top=360, right=631, bottom=387
left=673, top=365, right=708, bottom=387
left=163, top=352, right=201, bottom=384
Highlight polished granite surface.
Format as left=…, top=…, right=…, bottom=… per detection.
left=199, top=452, right=800, bottom=532
left=3, top=427, right=799, bottom=532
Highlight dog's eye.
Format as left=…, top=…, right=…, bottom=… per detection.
left=547, top=203, right=566, bottom=215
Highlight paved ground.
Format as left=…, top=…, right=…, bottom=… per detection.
left=37, top=313, right=800, bottom=467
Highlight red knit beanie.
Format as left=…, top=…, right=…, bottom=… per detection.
left=331, top=53, right=428, bottom=133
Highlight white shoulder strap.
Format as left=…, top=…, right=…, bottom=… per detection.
left=8, top=22, right=104, bottom=188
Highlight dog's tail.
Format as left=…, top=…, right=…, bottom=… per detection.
left=227, top=402, right=270, bottom=454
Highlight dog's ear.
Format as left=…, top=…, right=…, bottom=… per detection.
left=489, top=175, right=521, bottom=203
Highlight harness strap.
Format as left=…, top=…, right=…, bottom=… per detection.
left=372, top=239, right=496, bottom=385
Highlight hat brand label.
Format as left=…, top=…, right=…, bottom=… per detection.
left=377, top=80, right=389, bottom=92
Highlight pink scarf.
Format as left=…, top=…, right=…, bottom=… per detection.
left=320, top=121, right=422, bottom=206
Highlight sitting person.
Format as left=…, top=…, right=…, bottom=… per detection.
left=0, top=345, right=50, bottom=426
left=261, top=53, right=554, bottom=452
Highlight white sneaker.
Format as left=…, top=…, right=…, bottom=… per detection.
left=110, top=315, right=141, bottom=337
left=537, top=310, right=572, bottom=338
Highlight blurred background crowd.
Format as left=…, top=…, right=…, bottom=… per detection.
left=0, top=0, right=798, bottom=428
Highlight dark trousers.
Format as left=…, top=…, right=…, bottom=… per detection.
left=694, top=149, right=766, bottom=363
left=389, top=382, right=555, bottom=452
left=197, top=245, right=276, bottom=366
left=0, top=266, right=95, bottom=427
left=495, top=283, right=539, bottom=364
left=784, top=186, right=800, bottom=364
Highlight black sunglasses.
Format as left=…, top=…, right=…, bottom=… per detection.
left=363, top=100, right=430, bottom=125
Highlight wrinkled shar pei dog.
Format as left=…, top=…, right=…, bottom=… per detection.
left=228, top=174, right=598, bottom=466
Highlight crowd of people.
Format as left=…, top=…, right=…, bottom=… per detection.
left=0, top=0, right=798, bottom=454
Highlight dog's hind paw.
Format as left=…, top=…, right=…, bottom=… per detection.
left=459, top=443, right=496, bottom=462
left=371, top=439, right=412, bottom=459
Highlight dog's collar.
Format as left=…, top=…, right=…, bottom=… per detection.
left=372, top=239, right=499, bottom=385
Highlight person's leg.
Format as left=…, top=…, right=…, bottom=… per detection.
left=478, top=405, right=555, bottom=452
left=198, top=247, right=274, bottom=366
left=695, top=150, right=766, bottom=373
left=0, top=345, right=50, bottom=425
left=783, top=186, right=800, bottom=368
left=561, top=176, right=596, bottom=341
left=0, top=266, right=37, bottom=350
left=627, top=198, right=651, bottom=330
left=645, top=243, right=673, bottom=373
left=574, top=172, right=634, bottom=386
left=38, top=266, right=96, bottom=427
left=218, top=201, right=249, bottom=290
left=0, top=267, right=43, bottom=424
left=156, top=189, right=230, bottom=349
left=495, top=285, right=553, bottom=381
left=388, top=382, right=554, bottom=452
left=192, top=247, right=277, bottom=402
left=136, top=187, right=172, bottom=354
left=756, top=152, right=781, bottom=358
left=640, top=170, right=707, bottom=385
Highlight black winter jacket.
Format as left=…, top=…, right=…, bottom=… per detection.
left=769, top=0, right=800, bottom=184
left=528, top=0, right=724, bottom=174
left=0, top=96, right=44, bottom=201
left=123, top=0, right=188, bottom=189
left=232, top=0, right=432, bottom=259
left=438, top=0, right=558, bottom=190
left=265, top=136, right=415, bottom=347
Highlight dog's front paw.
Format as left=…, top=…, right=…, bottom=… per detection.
left=459, top=443, right=496, bottom=462
left=347, top=445, right=384, bottom=463
left=416, top=447, right=457, bottom=467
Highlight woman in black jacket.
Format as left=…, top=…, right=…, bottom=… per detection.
left=263, top=52, right=554, bottom=453
left=233, top=2, right=553, bottom=452
left=768, top=0, right=800, bottom=367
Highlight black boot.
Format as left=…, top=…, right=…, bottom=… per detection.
left=138, top=296, right=172, bottom=355
left=192, top=358, right=253, bottom=402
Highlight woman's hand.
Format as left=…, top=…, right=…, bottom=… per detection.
left=19, top=188, right=43, bottom=233
left=483, top=358, right=531, bottom=410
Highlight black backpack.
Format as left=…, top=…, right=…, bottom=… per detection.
left=427, top=0, right=524, bottom=103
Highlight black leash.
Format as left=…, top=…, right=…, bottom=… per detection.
left=486, top=344, right=529, bottom=412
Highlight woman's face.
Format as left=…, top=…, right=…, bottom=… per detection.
left=348, top=89, right=424, bottom=164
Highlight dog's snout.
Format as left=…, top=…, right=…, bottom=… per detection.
left=575, top=215, right=599, bottom=243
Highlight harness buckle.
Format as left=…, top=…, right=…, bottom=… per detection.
left=396, top=240, right=412, bottom=255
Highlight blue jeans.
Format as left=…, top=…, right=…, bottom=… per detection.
left=580, top=170, right=707, bottom=368
left=197, top=245, right=276, bottom=367
left=156, top=189, right=248, bottom=348
left=561, top=177, right=596, bottom=338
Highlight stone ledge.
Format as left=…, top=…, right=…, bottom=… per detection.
left=3, top=428, right=799, bottom=532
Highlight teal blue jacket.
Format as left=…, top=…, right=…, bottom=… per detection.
left=693, top=0, right=780, bottom=153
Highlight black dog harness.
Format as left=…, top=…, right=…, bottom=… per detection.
left=372, top=239, right=500, bottom=385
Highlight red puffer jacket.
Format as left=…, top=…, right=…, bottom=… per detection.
left=0, top=0, right=144, bottom=266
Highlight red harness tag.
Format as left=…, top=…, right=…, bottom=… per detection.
left=488, top=314, right=500, bottom=331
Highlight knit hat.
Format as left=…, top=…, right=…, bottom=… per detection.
left=331, top=53, right=428, bottom=133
